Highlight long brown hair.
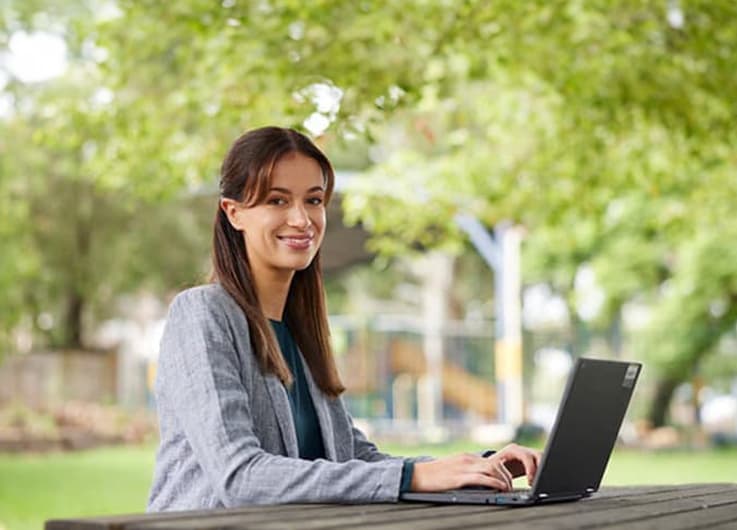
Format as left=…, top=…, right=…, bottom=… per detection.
left=212, top=126, right=345, bottom=397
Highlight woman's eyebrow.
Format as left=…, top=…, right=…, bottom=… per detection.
left=268, top=186, right=325, bottom=194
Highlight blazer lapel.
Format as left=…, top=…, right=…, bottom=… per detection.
left=264, top=374, right=299, bottom=458
left=301, top=356, right=337, bottom=461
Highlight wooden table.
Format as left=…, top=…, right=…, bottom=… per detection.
left=46, top=484, right=737, bottom=530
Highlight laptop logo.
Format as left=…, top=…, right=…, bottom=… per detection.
left=623, top=364, right=639, bottom=388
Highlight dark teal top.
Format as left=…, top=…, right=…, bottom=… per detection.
left=270, top=319, right=326, bottom=461
left=270, top=319, right=413, bottom=491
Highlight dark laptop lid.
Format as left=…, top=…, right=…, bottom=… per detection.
left=531, top=357, right=641, bottom=499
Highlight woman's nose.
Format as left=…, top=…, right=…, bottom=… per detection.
left=287, top=203, right=311, bottom=228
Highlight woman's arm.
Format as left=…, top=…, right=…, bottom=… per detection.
left=156, top=288, right=404, bottom=506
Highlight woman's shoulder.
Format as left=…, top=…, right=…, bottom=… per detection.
left=162, top=283, right=251, bottom=346
left=168, top=283, right=241, bottom=318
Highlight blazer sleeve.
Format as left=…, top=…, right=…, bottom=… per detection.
left=157, top=289, right=405, bottom=506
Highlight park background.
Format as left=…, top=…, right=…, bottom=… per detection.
left=1, top=1, right=737, bottom=529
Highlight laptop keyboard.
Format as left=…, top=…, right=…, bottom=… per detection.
left=456, top=487, right=531, bottom=494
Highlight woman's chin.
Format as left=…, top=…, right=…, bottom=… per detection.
left=276, top=256, right=316, bottom=272
left=295, top=257, right=317, bottom=271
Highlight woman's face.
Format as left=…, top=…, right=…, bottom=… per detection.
left=222, top=152, right=327, bottom=281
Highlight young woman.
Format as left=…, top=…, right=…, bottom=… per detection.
left=147, top=126, right=540, bottom=511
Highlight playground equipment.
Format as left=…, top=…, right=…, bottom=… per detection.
left=389, top=338, right=496, bottom=419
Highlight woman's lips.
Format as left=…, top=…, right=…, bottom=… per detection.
left=277, top=234, right=314, bottom=250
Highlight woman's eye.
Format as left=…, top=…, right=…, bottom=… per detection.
left=268, top=197, right=287, bottom=206
left=307, top=197, right=323, bottom=206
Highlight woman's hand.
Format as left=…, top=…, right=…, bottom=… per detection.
left=491, top=443, right=542, bottom=486
left=410, top=443, right=541, bottom=492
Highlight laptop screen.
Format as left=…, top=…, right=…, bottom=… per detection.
left=532, top=358, right=641, bottom=497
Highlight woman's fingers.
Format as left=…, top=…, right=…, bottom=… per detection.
left=496, top=444, right=541, bottom=482
left=490, top=459, right=514, bottom=490
left=530, top=450, right=542, bottom=483
left=470, top=472, right=510, bottom=492
left=510, top=450, right=536, bottom=481
left=469, top=457, right=513, bottom=491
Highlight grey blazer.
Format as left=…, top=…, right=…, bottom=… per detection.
left=148, top=284, right=411, bottom=511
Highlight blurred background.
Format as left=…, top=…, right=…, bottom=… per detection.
left=1, top=1, right=737, bottom=528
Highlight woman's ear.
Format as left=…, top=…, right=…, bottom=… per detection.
left=220, top=198, right=245, bottom=231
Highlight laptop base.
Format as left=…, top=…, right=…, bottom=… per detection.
left=401, top=489, right=590, bottom=506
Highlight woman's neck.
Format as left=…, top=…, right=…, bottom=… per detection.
left=253, top=268, right=294, bottom=321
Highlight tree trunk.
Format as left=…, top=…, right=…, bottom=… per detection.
left=566, top=298, right=588, bottom=357
left=63, top=182, right=91, bottom=350
left=647, top=301, right=737, bottom=428
left=648, top=375, right=680, bottom=428
left=609, top=305, right=623, bottom=358
left=64, top=290, right=84, bottom=349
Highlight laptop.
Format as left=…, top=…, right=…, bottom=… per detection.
left=401, top=357, right=642, bottom=506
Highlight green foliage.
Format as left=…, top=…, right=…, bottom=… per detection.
left=2, top=0, right=737, bottom=421
left=638, top=221, right=737, bottom=378
left=334, top=2, right=737, bottom=421
left=0, top=66, right=212, bottom=350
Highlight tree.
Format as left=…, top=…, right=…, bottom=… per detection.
left=3, top=1, right=737, bottom=424
left=0, top=3, right=214, bottom=351
left=0, top=77, right=214, bottom=350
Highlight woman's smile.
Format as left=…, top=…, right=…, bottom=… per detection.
left=277, top=232, right=315, bottom=250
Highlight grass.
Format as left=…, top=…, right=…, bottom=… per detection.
left=0, top=445, right=155, bottom=530
left=601, top=447, right=737, bottom=486
left=379, top=440, right=737, bottom=486
left=1, top=443, right=735, bottom=530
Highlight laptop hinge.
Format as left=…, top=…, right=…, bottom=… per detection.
left=537, top=492, right=586, bottom=503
